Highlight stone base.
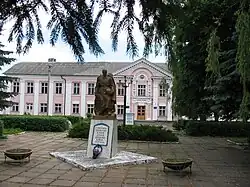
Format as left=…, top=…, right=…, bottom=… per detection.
left=93, top=115, right=117, bottom=120
left=49, top=150, right=158, bottom=171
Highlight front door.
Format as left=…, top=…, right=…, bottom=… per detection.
left=137, top=106, right=146, bottom=120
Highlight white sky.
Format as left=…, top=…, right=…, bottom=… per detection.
left=0, top=2, right=166, bottom=75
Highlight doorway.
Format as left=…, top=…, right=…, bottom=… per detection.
left=137, top=105, right=146, bottom=120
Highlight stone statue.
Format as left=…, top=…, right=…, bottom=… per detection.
left=94, top=69, right=117, bottom=119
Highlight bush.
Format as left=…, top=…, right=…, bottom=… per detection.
left=68, top=121, right=179, bottom=142
left=0, top=116, right=69, bottom=132
left=173, top=120, right=189, bottom=130
left=68, top=119, right=90, bottom=138
left=118, top=125, right=179, bottom=142
left=53, top=115, right=84, bottom=125
left=185, top=120, right=249, bottom=137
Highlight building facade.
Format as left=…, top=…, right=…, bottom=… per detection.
left=2, top=58, right=173, bottom=121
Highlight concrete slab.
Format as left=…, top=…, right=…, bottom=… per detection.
left=49, top=150, right=157, bottom=171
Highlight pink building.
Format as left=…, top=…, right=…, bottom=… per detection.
left=3, top=58, right=173, bottom=121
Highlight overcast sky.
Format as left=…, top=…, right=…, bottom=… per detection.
left=0, top=2, right=166, bottom=75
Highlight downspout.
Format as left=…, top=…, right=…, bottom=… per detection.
left=60, top=75, right=66, bottom=116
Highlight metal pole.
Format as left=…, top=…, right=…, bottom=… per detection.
left=47, top=64, right=51, bottom=116
left=123, top=76, right=127, bottom=127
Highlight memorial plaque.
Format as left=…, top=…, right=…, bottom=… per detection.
left=91, top=123, right=109, bottom=146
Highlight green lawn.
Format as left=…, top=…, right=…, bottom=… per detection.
left=3, top=128, right=23, bottom=135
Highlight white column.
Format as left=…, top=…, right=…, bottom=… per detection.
left=152, top=79, right=158, bottom=120
left=167, top=84, right=173, bottom=121
left=19, top=80, right=25, bottom=115
left=33, top=81, right=39, bottom=115
left=5, top=82, right=12, bottom=114
left=81, top=80, right=86, bottom=117
left=48, top=80, right=53, bottom=115
left=65, top=82, right=72, bottom=115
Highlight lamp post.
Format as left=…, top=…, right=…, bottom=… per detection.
left=118, top=76, right=133, bottom=127
left=47, top=63, right=52, bottom=116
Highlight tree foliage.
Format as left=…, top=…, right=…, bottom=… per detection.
left=1, top=0, right=250, bottom=121
left=0, top=24, right=16, bottom=110
left=172, top=0, right=250, bottom=121
left=0, top=0, right=180, bottom=61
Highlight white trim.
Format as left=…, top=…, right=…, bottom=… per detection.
left=65, top=82, right=72, bottom=115
left=33, top=81, right=39, bottom=115
left=48, top=79, right=53, bottom=115
left=19, top=80, right=25, bottom=114
left=167, top=84, right=173, bottom=121
left=152, top=79, right=158, bottom=120
left=113, top=58, right=172, bottom=78
left=72, top=101, right=80, bottom=104
left=81, top=80, right=86, bottom=117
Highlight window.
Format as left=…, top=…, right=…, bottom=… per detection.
left=87, top=83, right=95, bottom=95
left=12, top=103, right=19, bottom=112
left=117, top=105, right=124, bottom=115
left=54, top=103, right=62, bottom=113
left=13, top=81, right=19, bottom=93
left=26, top=82, right=34, bottom=94
left=87, top=104, right=94, bottom=114
left=40, top=82, right=48, bottom=94
left=40, top=103, right=47, bottom=113
left=159, top=85, right=166, bottom=97
left=117, top=84, right=124, bottom=96
left=137, top=85, right=146, bottom=96
left=72, top=104, right=79, bottom=114
left=159, top=106, right=166, bottom=116
left=26, top=103, right=33, bottom=112
left=73, top=83, right=80, bottom=95
left=55, top=82, right=62, bottom=94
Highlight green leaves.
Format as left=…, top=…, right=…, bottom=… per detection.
left=1, top=0, right=182, bottom=61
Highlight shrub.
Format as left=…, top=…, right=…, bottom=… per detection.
left=53, top=115, right=84, bottom=125
left=0, top=116, right=69, bottom=132
left=173, top=120, right=189, bottom=130
left=68, top=121, right=179, bottom=142
left=185, top=120, right=249, bottom=137
left=68, top=120, right=90, bottom=138
left=118, top=125, right=179, bottom=142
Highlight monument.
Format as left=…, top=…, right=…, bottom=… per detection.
left=87, top=70, right=118, bottom=159
left=49, top=70, right=157, bottom=171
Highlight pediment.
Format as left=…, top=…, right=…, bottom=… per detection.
left=112, top=58, right=172, bottom=79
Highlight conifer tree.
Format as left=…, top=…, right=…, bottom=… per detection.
left=0, top=23, right=16, bottom=110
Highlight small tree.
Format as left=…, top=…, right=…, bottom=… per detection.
left=0, top=24, right=16, bottom=111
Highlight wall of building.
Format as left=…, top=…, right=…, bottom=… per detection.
left=2, top=65, right=173, bottom=121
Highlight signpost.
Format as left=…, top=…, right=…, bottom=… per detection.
left=125, top=113, right=134, bottom=125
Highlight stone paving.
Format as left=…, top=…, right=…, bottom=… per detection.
left=0, top=132, right=250, bottom=187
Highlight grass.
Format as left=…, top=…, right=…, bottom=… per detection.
left=3, top=128, right=23, bottom=135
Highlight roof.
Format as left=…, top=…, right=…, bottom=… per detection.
left=4, top=59, right=169, bottom=76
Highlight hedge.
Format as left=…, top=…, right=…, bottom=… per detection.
left=53, top=115, right=84, bottom=125
left=174, top=120, right=250, bottom=137
left=68, top=120, right=179, bottom=142
left=0, top=116, right=69, bottom=132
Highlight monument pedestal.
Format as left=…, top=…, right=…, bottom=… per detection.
left=87, top=119, right=118, bottom=159
left=50, top=117, right=157, bottom=171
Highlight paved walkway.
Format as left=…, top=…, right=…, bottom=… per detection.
left=0, top=132, right=250, bottom=187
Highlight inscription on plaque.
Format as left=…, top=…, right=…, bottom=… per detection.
left=91, top=123, right=109, bottom=146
